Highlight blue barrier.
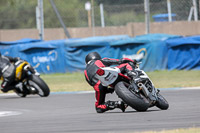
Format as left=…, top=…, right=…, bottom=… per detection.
left=1, top=34, right=200, bottom=73
left=0, top=39, right=67, bottom=73
left=166, top=36, right=200, bottom=70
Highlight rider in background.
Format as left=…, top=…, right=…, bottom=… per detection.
left=0, top=52, right=20, bottom=92
left=84, top=52, right=137, bottom=113
left=0, top=52, right=38, bottom=93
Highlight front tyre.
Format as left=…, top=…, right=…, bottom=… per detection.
left=28, top=75, right=50, bottom=97
left=156, top=93, right=169, bottom=110
left=115, top=81, right=149, bottom=111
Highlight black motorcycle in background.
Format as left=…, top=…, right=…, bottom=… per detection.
left=2, top=60, right=50, bottom=97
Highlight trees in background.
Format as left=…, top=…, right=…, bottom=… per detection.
left=0, top=0, right=193, bottom=29
left=0, top=0, right=88, bottom=29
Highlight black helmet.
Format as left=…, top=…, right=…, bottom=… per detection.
left=85, top=52, right=101, bottom=64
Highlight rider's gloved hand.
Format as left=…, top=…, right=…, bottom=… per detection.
left=120, top=58, right=137, bottom=65
left=28, top=65, right=40, bottom=76
left=35, top=72, right=40, bottom=76
left=126, top=70, right=138, bottom=79
left=13, top=57, right=21, bottom=62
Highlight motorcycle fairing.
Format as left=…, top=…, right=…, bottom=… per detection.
left=95, top=67, right=120, bottom=86
left=15, top=61, right=29, bottom=81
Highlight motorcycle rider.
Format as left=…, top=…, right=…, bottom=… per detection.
left=84, top=52, right=137, bottom=113
left=0, top=52, right=39, bottom=93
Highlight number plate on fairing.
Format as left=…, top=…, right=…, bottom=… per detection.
left=95, top=67, right=120, bottom=86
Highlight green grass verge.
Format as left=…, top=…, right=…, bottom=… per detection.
left=40, top=70, right=200, bottom=92
left=137, top=128, right=200, bottom=133
left=146, top=70, right=200, bottom=88
left=41, top=72, right=91, bottom=92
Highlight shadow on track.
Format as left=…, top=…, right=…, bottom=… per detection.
left=105, top=109, right=161, bottom=114
left=0, top=96, right=41, bottom=99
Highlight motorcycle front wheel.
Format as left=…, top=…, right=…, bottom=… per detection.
left=156, top=93, right=169, bottom=110
left=115, top=81, right=149, bottom=111
left=27, top=75, right=50, bottom=97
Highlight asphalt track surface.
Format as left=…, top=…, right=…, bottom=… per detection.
left=0, top=89, right=200, bottom=133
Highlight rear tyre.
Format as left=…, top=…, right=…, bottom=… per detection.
left=28, top=75, right=50, bottom=97
left=115, top=82, right=149, bottom=111
left=156, top=93, right=169, bottom=110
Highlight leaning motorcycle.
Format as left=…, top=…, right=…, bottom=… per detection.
left=13, top=60, right=50, bottom=97
left=95, top=62, right=169, bottom=111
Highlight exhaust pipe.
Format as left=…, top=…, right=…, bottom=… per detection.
left=137, top=83, right=150, bottom=97
left=138, top=83, right=143, bottom=88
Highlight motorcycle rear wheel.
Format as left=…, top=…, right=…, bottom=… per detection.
left=115, top=81, right=149, bottom=111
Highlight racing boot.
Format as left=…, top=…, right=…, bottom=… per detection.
left=1, top=86, right=15, bottom=93
left=115, top=101, right=128, bottom=112
left=1, top=79, right=15, bottom=93
left=105, top=101, right=127, bottom=112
